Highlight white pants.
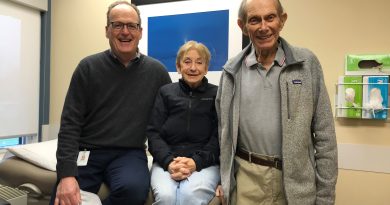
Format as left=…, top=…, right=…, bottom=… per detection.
left=150, top=163, right=220, bottom=205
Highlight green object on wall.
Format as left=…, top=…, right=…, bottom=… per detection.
left=345, top=54, right=390, bottom=75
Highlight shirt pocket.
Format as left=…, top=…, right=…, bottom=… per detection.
left=286, top=78, right=303, bottom=120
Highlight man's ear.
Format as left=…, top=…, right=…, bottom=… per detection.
left=280, top=12, right=288, bottom=29
left=237, top=19, right=248, bottom=36
left=139, top=27, right=143, bottom=40
left=105, top=26, right=109, bottom=38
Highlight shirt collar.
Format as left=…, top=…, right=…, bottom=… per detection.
left=244, top=44, right=258, bottom=68
left=109, top=49, right=141, bottom=62
left=274, top=43, right=286, bottom=67
left=244, top=42, right=286, bottom=68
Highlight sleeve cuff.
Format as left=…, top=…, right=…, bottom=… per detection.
left=162, top=155, right=174, bottom=171
left=56, top=161, right=78, bottom=179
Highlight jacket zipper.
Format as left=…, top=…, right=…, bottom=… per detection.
left=187, top=91, right=193, bottom=132
left=286, top=81, right=291, bottom=119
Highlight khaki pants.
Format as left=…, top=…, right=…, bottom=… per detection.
left=231, top=156, right=286, bottom=205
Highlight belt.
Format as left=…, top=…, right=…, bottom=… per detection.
left=236, top=149, right=282, bottom=170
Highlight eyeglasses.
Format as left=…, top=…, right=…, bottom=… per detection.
left=110, top=22, right=140, bottom=31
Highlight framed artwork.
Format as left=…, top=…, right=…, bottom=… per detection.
left=137, top=0, right=243, bottom=84
left=148, top=10, right=229, bottom=72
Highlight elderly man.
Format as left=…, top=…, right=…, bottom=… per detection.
left=216, top=0, right=338, bottom=204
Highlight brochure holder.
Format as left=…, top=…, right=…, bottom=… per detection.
left=335, top=80, right=389, bottom=120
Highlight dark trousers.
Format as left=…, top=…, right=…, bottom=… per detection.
left=50, top=148, right=150, bottom=205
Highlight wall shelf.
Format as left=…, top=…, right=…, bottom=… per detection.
left=335, top=79, right=390, bottom=120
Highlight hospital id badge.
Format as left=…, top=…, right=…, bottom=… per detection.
left=77, top=150, right=90, bottom=166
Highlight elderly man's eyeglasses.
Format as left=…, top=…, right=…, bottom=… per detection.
left=110, top=22, right=140, bottom=31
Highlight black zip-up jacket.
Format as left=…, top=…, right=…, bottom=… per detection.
left=147, top=77, right=219, bottom=171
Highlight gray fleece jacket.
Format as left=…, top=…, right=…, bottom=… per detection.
left=216, top=37, right=338, bottom=205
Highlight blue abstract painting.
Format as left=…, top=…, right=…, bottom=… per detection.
left=148, top=10, right=229, bottom=72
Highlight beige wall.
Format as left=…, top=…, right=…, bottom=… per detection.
left=50, top=0, right=390, bottom=204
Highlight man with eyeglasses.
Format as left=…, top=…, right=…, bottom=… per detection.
left=51, top=1, right=171, bottom=205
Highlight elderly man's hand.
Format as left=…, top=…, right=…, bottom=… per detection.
left=215, top=185, right=226, bottom=205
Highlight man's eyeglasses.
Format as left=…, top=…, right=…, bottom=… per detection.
left=110, top=22, right=140, bottom=31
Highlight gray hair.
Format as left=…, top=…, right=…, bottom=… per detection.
left=106, top=1, right=142, bottom=27
left=238, top=0, right=284, bottom=22
left=176, top=40, right=211, bottom=68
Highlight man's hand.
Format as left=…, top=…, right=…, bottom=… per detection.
left=215, top=185, right=226, bottom=205
left=54, top=177, right=81, bottom=205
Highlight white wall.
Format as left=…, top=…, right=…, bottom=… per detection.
left=0, top=0, right=41, bottom=140
left=9, top=0, right=48, bottom=11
